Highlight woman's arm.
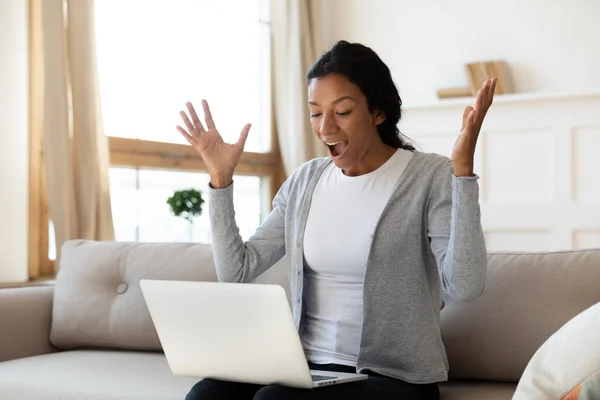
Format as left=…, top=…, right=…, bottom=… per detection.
left=208, top=178, right=289, bottom=283
left=428, top=78, right=496, bottom=300
left=176, top=100, right=287, bottom=282
left=427, top=163, right=487, bottom=301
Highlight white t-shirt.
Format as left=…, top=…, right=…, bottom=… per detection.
left=302, top=148, right=414, bottom=366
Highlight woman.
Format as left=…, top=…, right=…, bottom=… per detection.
left=177, top=40, right=494, bottom=400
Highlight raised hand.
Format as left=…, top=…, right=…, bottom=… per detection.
left=177, top=100, right=251, bottom=188
left=451, top=78, right=497, bottom=177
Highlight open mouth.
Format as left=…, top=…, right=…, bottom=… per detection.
left=325, top=141, right=349, bottom=159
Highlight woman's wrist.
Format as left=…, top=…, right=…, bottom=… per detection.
left=452, top=162, right=474, bottom=177
left=210, top=174, right=233, bottom=189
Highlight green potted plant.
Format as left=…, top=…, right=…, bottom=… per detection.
left=166, top=189, right=205, bottom=241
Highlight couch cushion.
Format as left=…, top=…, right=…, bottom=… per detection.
left=50, top=240, right=218, bottom=351
left=0, top=351, right=516, bottom=400
left=441, top=249, right=600, bottom=382
left=513, top=301, right=600, bottom=400
left=50, top=240, right=291, bottom=352
left=0, top=350, right=198, bottom=400
left=439, top=381, right=516, bottom=400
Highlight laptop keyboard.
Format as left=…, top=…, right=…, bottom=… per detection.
left=312, top=374, right=336, bottom=382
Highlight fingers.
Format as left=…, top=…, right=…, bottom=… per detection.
left=488, top=78, right=497, bottom=106
left=465, top=109, right=477, bottom=141
left=473, top=78, right=497, bottom=123
left=461, top=106, right=474, bottom=130
left=475, top=80, right=488, bottom=118
left=202, top=100, right=217, bottom=130
left=186, top=102, right=206, bottom=132
left=479, top=78, right=497, bottom=108
left=236, top=123, right=252, bottom=149
left=180, top=111, right=195, bottom=134
left=466, top=109, right=476, bottom=128
left=177, top=125, right=196, bottom=145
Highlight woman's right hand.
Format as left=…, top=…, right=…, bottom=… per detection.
left=177, top=100, right=251, bottom=189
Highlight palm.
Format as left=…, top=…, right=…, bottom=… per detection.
left=192, top=128, right=242, bottom=173
left=177, top=100, right=250, bottom=179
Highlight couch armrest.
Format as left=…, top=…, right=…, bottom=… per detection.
left=0, top=286, right=56, bottom=362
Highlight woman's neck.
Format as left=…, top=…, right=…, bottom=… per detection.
left=342, top=142, right=397, bottom=177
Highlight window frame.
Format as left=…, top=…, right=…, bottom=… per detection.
left=29, top=129, right=284, bottom=280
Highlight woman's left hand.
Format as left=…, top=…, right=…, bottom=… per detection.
left=451, top=78, right=497, bottom=177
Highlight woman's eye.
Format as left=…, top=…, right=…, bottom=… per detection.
left=310, top=113, right=322, bottom=118
left=337, top=110, right=352, bottom=116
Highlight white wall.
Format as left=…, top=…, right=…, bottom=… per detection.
left=0, top=0, right=29, bottom=283
left=324, top=0, right=600, bottom=105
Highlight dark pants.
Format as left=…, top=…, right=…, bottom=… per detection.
left=184, top=363, right=440, bottom=400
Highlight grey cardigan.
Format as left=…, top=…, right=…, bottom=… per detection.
left=208, top=151, right=487, bottom=384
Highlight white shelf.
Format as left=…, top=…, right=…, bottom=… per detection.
left=404, top=92, right=600, bottom=110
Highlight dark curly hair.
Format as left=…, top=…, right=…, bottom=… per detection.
left=307, top=40, right=414, bottom=150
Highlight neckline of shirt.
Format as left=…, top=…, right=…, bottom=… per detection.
left=335, top=148, right=403, bottom=182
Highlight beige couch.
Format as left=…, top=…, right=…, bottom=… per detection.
left=0, top=240, right=598, bottom=400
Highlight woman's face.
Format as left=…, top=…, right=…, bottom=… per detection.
left=308, top=73, right=385, bottom=173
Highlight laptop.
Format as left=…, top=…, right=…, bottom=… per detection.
left=139, top=279, right=368, bottom=389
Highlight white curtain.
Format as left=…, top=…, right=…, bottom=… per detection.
left=40, top=0, right=114, bottom=264
left=271, top=0, right=328, bottom=176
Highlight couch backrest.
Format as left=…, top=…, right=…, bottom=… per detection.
left=441, top=248, right=600, bottom=382
left=51, top=240, right=291, bottom=352
left=51, top=240, right=600, bottom=384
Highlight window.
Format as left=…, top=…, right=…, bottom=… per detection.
left=95, top=0, right=277, bottom=244
left=43, top=0, right=282, bottom=271
left=109, top=168, right=263, bottom=243
left=94, top=0, right=272, bottom=152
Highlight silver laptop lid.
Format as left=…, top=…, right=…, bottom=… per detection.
left=140, top=279, right=314, bottom=388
